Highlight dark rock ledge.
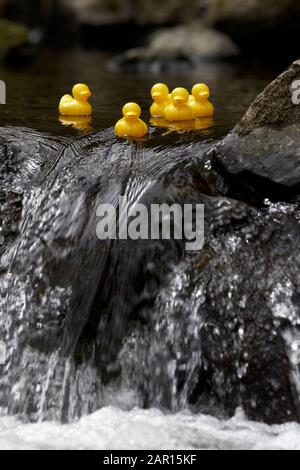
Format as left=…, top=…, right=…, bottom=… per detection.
left=214, top=60, right=300, bottom=199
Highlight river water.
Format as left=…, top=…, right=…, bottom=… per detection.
left=0, top=49, right=300, bottom=450
left=0, top=49, right=275, bottom=137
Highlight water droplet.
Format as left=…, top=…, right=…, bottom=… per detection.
left=0, top=341, right=6, bottom=365
left=238, top=327, right=244, bottom=339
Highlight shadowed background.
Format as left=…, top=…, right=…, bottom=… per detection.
left=0, top=0, right=300, bottom=61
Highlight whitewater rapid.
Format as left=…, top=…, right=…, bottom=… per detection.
left=0, top=408, right=299, bottom=450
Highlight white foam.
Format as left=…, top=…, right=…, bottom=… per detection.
left=0, top=408, right=300, bottom=450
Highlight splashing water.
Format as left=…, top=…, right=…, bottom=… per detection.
left=1, top=408, right=300, bottom=450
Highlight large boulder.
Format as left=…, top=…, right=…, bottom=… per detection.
left=214, top=60, right=300, bottom=199
left=111, top=23, right=239, bottom=71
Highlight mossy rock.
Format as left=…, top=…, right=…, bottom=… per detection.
left=0, top=19, right=29, bottom=58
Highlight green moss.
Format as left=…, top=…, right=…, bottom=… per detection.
left=0, top=18, right=29, bottom=58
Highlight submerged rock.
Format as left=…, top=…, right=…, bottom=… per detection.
left=214, top=60, right=300, bottom=199
left=112, top=23, right=239, bottom=71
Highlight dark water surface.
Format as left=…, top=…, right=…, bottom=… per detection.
left=0, top=48, right=279, bottom=139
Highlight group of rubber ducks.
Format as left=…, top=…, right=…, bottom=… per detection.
left=59, top=82, right=214, bottom=138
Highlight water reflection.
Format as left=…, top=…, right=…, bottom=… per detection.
left=150, top=117, right=214, bottom=136
left=59, top=115, right=93, bottom=132
left=195, top=117, right=214, bottom=130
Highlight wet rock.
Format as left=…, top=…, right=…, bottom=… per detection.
left=1, top=126, right=300, bottom=425
left=234, top=60, right=300, bottom=134
left=0, top=19, right=29, bottom=59
left=214, top=60, right=300, bottom=199
left=122, top=196, right=300, bottom=425
left=111, top=23, right=239, bottom=71
left=196, top=200, right=300, bottom=424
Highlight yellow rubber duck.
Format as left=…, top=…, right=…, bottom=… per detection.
left=164, top=88, right=194, bottom=122
left=189, top=83, right=214, bottom=118
left=59, top=83, right=92, bottom=116
left=115, top=103, right=148, bottom=138
left=150, top=83, right=171, bottom=118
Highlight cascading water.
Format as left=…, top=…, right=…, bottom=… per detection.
left=1, top=37, right=300, bottom=447
left=1, top=120, right=300, bottom=447
left=0, top=126, right=215, bottom=421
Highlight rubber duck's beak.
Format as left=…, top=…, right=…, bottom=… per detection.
left=174, top=96, right=185, bottom=105
left=198, top=91, right=209, bottom=99
left=125, top=112, right=138, bottom=120
left=80, top=91, right=92, bottom=99
left=152, top=93, right=162, bottom=99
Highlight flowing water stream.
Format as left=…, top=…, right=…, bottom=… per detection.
left=0, top=49, right=300, bottom=449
